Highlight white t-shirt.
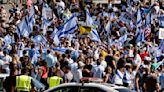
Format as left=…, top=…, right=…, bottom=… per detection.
left=133, top=54, right=142, bottom=66
left=91, top=65, right=105, bottom=78
left=113, top=70, right=124, bottom=85
left=74, top=69, right=83, bottom=83
left=100, top=60, right=107, bottom=69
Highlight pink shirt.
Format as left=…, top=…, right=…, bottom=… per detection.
left=41, top=66, right=48, bottom=78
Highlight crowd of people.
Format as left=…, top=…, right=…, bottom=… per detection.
left=0, top=0, right=164, bottom=92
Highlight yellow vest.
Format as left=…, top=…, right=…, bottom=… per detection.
left=48, top=76, right=62, bottom=88
left=16, top=75, right=31, bottom=92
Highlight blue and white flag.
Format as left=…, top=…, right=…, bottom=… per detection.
left=51, top=15, right=77, bottom=46
left=135, top=28, right=145, bottom=42
left=158, top=39, right=164, bottom=51
left=89, top=28, right=100, bottom=42
left=118, top=34, right=127, bottom=46
left=16, top=17, right=30, bottom=38
left=145, top=13, right=151, bottom=27
left=32, top=35, right=47, bottom=44
left=50, top=27, right=58, bottom=39
left=86, top=8, right=93, bottom=25
left=86, top=8, right=100, bottom=42
left=58, top=14, right=78, bottom=37
left=136, top=8, right=142, bottom=28
left=3, top=35, right=12, bottom=46
left=105, top=21, right=111, bottom=35
left=52, top=47, right=67, bottom=54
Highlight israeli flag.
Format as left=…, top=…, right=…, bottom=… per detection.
left=158, top=39, right=164, bottom=51
left=105, top=21, right=111, bottom=35
left=119, top=34, right=127, bottom=46
left=86, top=8, right=100, bottom=42
left=58, top=14, right=78, bottom=37
left=89, top=28, right=100, bottom=42
left=4, top=35, right=12, bottom=46
left=16, top=17, right=30, bottom=38
left=32, top=35, right=47, bottom=44
left=86, top=8, right=93, bottom=26
left=52, top=47, right=67, bottom=54
left=136, top=8, right=142, bottom=28
left=145, top=13, right=151, bottom=27
left=50, top=27, right=58, bottom=39
left=135, top=28, right=144, bottom=42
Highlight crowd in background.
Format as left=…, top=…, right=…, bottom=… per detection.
left=0, top=0, right=164, bottom=92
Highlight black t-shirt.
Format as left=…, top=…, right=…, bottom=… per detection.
left=144, top=74, right=158, bottom=92
left=83, top=65, right=92, bottom=77
left=3, top=76, right=16, bottom=92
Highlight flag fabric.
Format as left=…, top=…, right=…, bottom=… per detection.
left=105, top=21, right=111, bottom=34
left=50, top=27, right=58, bottom=39
left=86, top=8, right=93, bottom=26
left=136, top=8, right=142, bottom=28
left=118, top=34, right=127, bottom=46
left=158, top=39, right=164, bottom=51
left=135, top=27, right=145, bottom=42
left=79, top=25, right=92, bottom=34
left=85, top=8, right=100, bottom=42
left=135, top=8, right=145, bottom=43
left=51, top=14, right=77, bottom=46
left=3, top=35, right=12, bottom=46
left=32, top=35, right=47, bottom=45
left=58, top=14, right=77, bottom=38
left=52, top=47, right=67, bottom=54
left=145, top=13, right=151, bottom=27
left=28, top=5, right=35, bottom=32
left=89, top=28, right=100, bottom=42
left=15, top=5, right=35, bottom=38
left=16, top=17, right=30, bottom=38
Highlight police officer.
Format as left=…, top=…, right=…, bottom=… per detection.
left=15, top=68, right=35, bottom=92
left=47, top=76, right=63, bottom=88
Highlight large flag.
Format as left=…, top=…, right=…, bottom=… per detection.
left=86, top=8, right=93, bottom=26
left=145, top=13, right=151, bottom=27
left=3, top=35, right=12, bottom=46
left=85, top=8, right=100, bottom=42
left=136, top=8, right=142, bottom=28
left=28, top=5, right=35, bottom=32
left=32, top=35, right=47, bottom=44
left=15, top=5, right=35, bottom=38
left=52, top=15, right=78, bottom=46
left=58, top=14, right=77, bottom=37
left=16, top=17, right=30, bottom=38
left=118, top=34, right=127, bottom=46
left=135, top=8, right=144, bottom=43
left=41, top=3, right=53, bottom=35
left=135, top=27, right=145, bottom=42
left=88, top=28, right=101, bottom=42
left=105, top=21, right=111, bottom=35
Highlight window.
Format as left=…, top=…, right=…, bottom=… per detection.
left=50, top=86, right=80, bottom=92
left=115, top=88, right=132, bottom=92
left=80, top=87, right=106, bottom=92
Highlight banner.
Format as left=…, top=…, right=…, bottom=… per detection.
left=159, top=28, right=164, bottom=39
left=92, top=0, right=108, bottom=3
